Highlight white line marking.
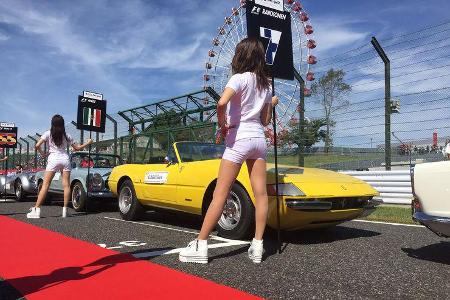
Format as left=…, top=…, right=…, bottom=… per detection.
left=133, top=241, right=249, bottom=259
left=352, top=219, right=425, bottom=228
left=103, top=216, right=248, bottom=243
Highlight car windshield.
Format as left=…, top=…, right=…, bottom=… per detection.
left=72, top=153, right=122, bottom=168
left=175, top=142, right=224, bottom=162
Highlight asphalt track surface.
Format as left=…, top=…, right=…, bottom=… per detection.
left=1, top=197, right=449, bottom=299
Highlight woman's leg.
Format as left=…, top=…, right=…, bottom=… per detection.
left=197, top=159, right=242, bottom=240
left=246, top=159, right=268, bottom=240
left=35, top=171, right=56, bottom=208
left=62, top=171, right=71, bottom=208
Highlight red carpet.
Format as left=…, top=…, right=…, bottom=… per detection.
left=0, top=216, right=260, bottom=299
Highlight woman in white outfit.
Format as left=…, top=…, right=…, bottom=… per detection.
left=27, top=115, right=92, bottom=218
left=179, top=38, right=278, bottom=264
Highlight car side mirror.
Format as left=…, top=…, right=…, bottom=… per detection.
left=164, top=156, right=174, bottom=165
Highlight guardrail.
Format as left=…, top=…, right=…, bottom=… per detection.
left=341, top=170, right=412, bottom=205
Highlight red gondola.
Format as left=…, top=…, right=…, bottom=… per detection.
left=307, top=55, right=317, bottom=64
left=212, top=38, right=220, bottom=46
left=205, top=62, right=212, bottom=69
left=299, top=12, right=309, bottom=22
left=304, top=25, right=313, bottom=35
left=306, top=71, right=315, bottom=81
left=208, top=50, right=216, bottom=57
left=307, top=40, right=316, bottom=49
left=204, top=75, right=210, bottom=82
left=292, top=2, right=302, bottom=12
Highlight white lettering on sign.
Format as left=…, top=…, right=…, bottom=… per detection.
left=83, top=91, right=103, bottom=100
left=144, top=171, right=168, bottom=184
left=255, top=0, right=284, bottom=12
left=0, top=122, right=15, bottom=127
left=261, top=8, right=286, bottom=20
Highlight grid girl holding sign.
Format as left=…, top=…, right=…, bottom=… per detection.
left=27, top=115, right=92, bottom=219
left=179, top=37, right=278, bottom=264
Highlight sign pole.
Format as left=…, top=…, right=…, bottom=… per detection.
left=3, top=150, right=7, bottom=203
left=86, top=130, right=92, bottom=214
left=271, top=76, right=282, bottom=254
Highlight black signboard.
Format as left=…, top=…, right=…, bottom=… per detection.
left=76, top=96, right=107, bottom=133
left=246, top=0, right=294, bottom=80
left=0, top=124, right=18, bottom=149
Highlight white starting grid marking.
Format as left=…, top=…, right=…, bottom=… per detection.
left=102, top=217, right=250, bottom=259
left=352, top=219, right=425, bottom=228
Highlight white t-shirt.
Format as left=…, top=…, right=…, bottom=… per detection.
left=40, top=130, right=74, bottom=155
left=444, top=143, right=450, bottom=157
left=225, top=72, right=272, bottom=141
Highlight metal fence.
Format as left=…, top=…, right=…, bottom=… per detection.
left=2, top=22, right=450, bottom=172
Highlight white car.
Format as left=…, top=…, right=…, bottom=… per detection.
left=412, top=161, right=450, bottom=237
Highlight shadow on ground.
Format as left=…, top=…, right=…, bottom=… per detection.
left=402, top=241, right=450, bottom=265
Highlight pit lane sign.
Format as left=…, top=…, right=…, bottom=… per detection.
left=246, top=0, right=294, bottom=80
left=76, top=91, right=107, bottom=133
left=0, top=123, right=18, bottom=149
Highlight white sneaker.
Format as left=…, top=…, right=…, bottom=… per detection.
left=27, top=207, right=41, bottom=219
left=62, top=207, right=68, bottom=218
left=179, top=239, right=208, bottom=264
left=248, top=238, right=263, bottom=263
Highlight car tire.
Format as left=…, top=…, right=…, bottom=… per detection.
left=118, top=179, right=144, bottom=221
left=37, top=180, right=52, bottom=204
left=216, top=183, right=255, bottom=240
left=71, top=181, right=87, bottom=212
left=15, top=180, right=26, bottom=202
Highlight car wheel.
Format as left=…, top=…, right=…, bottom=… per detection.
left=15, top=180, right=26, bottom=202
left=37, top=180, right=52, bottom=204
left=118, top=179, right=144, bottom=221
left=71, top=181, right=87, bottom=212
left=216, top=183, right=255, bottom=240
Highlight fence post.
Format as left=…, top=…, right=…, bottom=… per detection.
left=293, top=68, right=305, bottom=167
left=106, top=114, right=118, bottom=156
left=27, top=135, right=38, bottom=169
left=371, top=37, right=391, bottom=171
left=35, top=133, right=46, bottom=166
left=17, top=141, right=22, bottom=165
left=20, top=137, right=29, bottom=169
left=96, top=132, right=100, bottom=154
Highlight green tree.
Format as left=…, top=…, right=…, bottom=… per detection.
left=311, top=69, right=351, bottom=153
left=284, top=117, right=327, bottom=151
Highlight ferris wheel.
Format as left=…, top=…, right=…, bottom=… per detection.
left=203, top=0, right=317, bottom=143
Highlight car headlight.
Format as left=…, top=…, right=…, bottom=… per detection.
left=267, top=183, right=305, bottom=196
left=91, top=173, right=103, bottom=188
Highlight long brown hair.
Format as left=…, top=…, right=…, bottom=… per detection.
left=231, top=37, right=270, bottom=91
left=50, top=115, right=68, bottom=147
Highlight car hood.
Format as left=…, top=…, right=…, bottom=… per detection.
left=266, top=164, right=378, bottom=198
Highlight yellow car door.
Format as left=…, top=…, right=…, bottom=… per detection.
left=141, top=163, right=178, bottom=203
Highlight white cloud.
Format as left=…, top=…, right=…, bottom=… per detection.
left=0, top=32, right=9, bottom=41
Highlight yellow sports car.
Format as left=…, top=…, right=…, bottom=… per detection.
left=108, top=142, right=379, bottom=239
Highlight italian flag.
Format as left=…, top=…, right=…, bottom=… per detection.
left=83, top=107, right=102, bottom=127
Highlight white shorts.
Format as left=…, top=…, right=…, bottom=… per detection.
left=46, top=153, right=71, bottom=172
left=222, top=137, right=267, bottom=165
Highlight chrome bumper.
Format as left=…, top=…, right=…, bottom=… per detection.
left=413, top=212, right=450, bottom=238
left=87, top=190, right=114, bottom=199
left=286, top=198, right=381, bottom=212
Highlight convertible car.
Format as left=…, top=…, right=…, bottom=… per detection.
left=0, top=170, right=38, bottom=201
left=35, top=152, right=122, bottom=211
left=412, top=161, right=450, bottom=237
left=108, top=142, right=379, bottom=239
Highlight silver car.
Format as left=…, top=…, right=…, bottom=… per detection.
left=35, top=152, right=122, bottom=211
left=0, top=170, right=38, bottom=201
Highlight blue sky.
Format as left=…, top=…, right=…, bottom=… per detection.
left=0, top=0, right=449, bottom=138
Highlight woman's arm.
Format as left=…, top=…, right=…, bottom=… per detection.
left=72, top=139, right=93, bottom=151
left=217, top=87, right=236, bottom=127
left=260, top=96, right=279, bottom=126
left=35, top=139, right=47, bottom=157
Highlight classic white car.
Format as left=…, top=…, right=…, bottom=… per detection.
left=412, top=161, right=450, bottom=237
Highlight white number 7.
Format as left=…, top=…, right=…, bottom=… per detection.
left=260, top=27, right=282, bottom=65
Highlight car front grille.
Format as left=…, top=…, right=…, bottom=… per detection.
left=285, top=197, right=372, bottom=210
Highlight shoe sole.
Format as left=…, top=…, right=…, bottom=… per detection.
left=249, top=254, right=262, bottom=263
left=179, top=255, right=208, bottom=264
